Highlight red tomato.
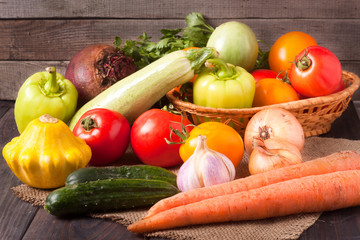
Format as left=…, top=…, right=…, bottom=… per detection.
left=289, top=46, right=342, bottom=97
left=334, top=80, right=346, bottom=93
left=250, top=69, right=279, bottom=82
left=73, top=108, right=130, bottom=166
left=252, top=78, right=299, bottom=107
left=131, top=109, right=194, bottom=168
left=269, top=31, right=317, bottom=75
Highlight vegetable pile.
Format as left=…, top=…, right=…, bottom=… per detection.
left=128, top=152, right=360, bottom=233
left=2, top=11, right=358, bottom=235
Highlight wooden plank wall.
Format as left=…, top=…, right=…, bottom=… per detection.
left=0, top=0, right=359, bottom=100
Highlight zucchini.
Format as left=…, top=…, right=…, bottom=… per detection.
left=44, top=178, right=179, bottom=216
left=65, top=165, right=177, bottom=186
left=68, top=47, right=217, bottom=128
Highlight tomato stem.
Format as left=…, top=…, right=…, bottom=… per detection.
left=280, top=71, right=291, bottom=84
left=165, top=115, right=195, bottom=145
left=81, top=116, right=98, bottom=131
left=295, top=50, right=311, bottom=71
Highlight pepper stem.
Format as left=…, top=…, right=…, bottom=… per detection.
left=80, top=116, right=99, bottom=131
left=44, top=67, right=59, bottom=94
left=206, top=58, right=235, bottom=78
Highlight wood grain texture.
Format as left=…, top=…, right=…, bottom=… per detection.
left=0, top=19, right=359, bottom=61
left=0, top=101, right=13, bottom=118
left=0, top=61, right=68, bottom=101
left=321, top=101, right=360, bottom=140
left=1, top=1, right=360, bottom=239
left=299, top=207, right=360, bottom=239
left=0, top=0, right=359, bottom=19
left=23, top=208, right=145, bottom=240
left=0, top=0, right=359, bottom=100
left=354, top=100, right=360, bottom=120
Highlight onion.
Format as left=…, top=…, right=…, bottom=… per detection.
left=65, top=44, right=137, bottom=106
left=244, top=108, right=305, bottom=155
left=248, top=137, right=303, bottom=175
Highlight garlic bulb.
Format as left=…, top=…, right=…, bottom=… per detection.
left=176, top=135, right=236, bottom=192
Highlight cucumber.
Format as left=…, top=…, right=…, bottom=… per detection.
left=65, top=165, right=177, bottom=186
left=68, top=47, right=217, bottom=128
left=44, top=178, right=179, bottom=216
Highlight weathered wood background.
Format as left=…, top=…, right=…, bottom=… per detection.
left=1, top=2, right=360, bottom=240
left=0, top=0, right=359, bottom=100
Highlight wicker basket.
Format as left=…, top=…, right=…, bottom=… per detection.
left=166, top=71, right=360, bottom=138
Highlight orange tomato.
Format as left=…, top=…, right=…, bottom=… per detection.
left=179, top=122, right=244, bottom=168
left=252, top=78, right=299, bottom=107
left=182, top=47, right=200, bottom=51
left=269, top=31, right=317, bottom=75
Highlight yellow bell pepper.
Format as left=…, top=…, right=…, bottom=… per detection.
left=2, top=114, right=91, bottom=189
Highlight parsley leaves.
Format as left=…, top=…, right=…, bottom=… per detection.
left=114, top=12, right=214, bottom=69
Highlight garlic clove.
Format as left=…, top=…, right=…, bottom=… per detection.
left=176, top=135, right=236, bottom=192
left=202, top=151, right=235, bottom=187
left=176, top=158, right=202, bottom=191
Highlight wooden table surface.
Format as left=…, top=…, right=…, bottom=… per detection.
left=1, top=100, right=360, bottom=240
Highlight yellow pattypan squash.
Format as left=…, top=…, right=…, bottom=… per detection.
left=2, top=114, right=92, bottom=189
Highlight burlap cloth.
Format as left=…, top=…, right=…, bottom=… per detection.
left=11, top=136, right=360, bottom=240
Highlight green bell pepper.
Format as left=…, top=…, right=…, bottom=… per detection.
left=193, top=58, right=255, bottom=108
left=14, top=67, right=78, bottom=133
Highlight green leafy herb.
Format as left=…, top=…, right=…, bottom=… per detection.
left=253, top=40, right=270, bottom=70
left=114, top=12, right=214, bottom=69
left=182, top=12, right=214, bottom=47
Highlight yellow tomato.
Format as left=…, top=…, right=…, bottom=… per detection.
left=179, top=122, right=244, bottom=168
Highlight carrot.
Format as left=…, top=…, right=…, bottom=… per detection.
left=146, top=151, right=360, bottom=218
left=128, top=169, right=360, bottom=233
